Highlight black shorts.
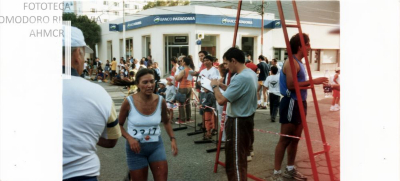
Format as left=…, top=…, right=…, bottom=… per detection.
left=279, top=96, right=307, bottom=125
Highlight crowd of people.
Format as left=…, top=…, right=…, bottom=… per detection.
left=62, top=25, right=340, bottom=181
left=81, top=54, right=161, bottom=95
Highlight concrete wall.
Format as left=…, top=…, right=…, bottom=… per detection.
left=272, top=21, right=340, bottom=49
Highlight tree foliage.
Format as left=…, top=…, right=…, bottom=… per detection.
left=143, top=0, right=190, bottom=10
left=62, top=13, right=101, bottom=55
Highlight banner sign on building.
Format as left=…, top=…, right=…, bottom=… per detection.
left=119, top=14, right=280, bottom=31
left=109, top=24, right=118, bottom=31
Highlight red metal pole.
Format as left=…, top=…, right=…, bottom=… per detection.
left=232, top=0, right=243, bottom=47
left=215, top=0, right=242, bottom=173
left=291, top=1, right=335, bottom=180
left=276, top=1, right=319, bottom=181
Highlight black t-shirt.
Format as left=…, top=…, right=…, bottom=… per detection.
left=257, top=61, right=270, bottom=81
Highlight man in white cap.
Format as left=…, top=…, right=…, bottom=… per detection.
left=62, top=25, right=121, bottom=181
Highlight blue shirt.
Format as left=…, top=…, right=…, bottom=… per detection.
left=279, top=57, right=307, bottom=101
left=222, top=68, right=258, bottom=117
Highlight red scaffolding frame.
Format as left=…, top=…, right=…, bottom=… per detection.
left=213, top=1, right=335, bottom=181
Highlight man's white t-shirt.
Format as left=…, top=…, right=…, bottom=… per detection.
left=263, top=74, right=281, bottom=96
left=198, top=66, right=219, bottom=92
left=63, top=76, right=121, bottom=179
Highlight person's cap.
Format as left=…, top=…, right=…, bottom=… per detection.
left=158, top=79, right=167, bottom=85
left=62, top=25, right=93, bottom=53
left=166, top=76, right=175, bottom=82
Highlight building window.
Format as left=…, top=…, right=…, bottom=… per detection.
left=103, top=1, right=108, bottom=5
left=124, top=4, right=129, bottom=8
left=91, top=8, right=96, bottom=13
left=126, top=38, right=133, bottom=58
left=135, top=5, right=138, bottom=9
left=201, top=35, right=217, bottom=57
left=114, top=11, right=119, bottom=15
left=114, top=2, right=119, bottom=6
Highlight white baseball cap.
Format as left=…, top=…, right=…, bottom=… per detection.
left=62, top=25, right=93, bottom=53
left=158, top=79, right=167, bottom=85
left=166, top=76, right=175, bottom=82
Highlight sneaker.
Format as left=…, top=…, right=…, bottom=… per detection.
left=330, top=106, right=340, bottom=112
left=250, top=151, right=254, bottom=157
left=174, top=121, right=186, bottom=125
left=282, top=167, right=306, bottom=180
left=334, top=104, right=340, bottom=110
left=186, top=119, right=195, bottom=123
left=247, top=155, right=252, bottom=162
left=271, top=119, right=275, bottom=122
left=270, top=173, right=283, bottom=181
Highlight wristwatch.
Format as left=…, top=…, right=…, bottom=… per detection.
left=212, top=85, right=218, bottom=89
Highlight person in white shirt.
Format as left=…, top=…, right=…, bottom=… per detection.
left=118, top=58, right=124, bottom=73
left=165, top=76, right=177, bottom=123
left=62, top=25, right=121, bottom=181
left=330, top=67, right=340, bottom=111
left=264, top=66, right=281, bottom=122
left=197, top=55, right=219, bottom=116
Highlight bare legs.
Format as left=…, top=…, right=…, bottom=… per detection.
left=274, top=123, right=303, bottom=170
left=129, top=161, right=168, bottom=181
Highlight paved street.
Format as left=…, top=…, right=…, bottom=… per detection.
left=94, top=80, right=340, bottom=181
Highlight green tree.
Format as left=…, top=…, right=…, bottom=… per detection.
left=62, top=13, right=101, bottom=55
left=143, top=0, right=190, bottom=10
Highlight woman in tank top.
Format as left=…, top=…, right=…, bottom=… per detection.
left=118, top=68, right=178, bottom=181
left=175, top=57, right=195, bottom=124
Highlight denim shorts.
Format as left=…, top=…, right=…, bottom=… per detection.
left=125, top=136, right=167, bottom=170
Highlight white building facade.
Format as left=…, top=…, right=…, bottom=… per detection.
left=63, top=1, right=152, bottom=24
left=97, top=5, right=340, bottom=77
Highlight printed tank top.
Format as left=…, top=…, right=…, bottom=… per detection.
left=126, top=95, right=163, bottom=143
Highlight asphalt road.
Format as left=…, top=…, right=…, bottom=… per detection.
left=94, top=82, right=340, bottom=181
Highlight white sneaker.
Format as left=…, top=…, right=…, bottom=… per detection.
left=250, top=151, right=254, bottom=157
left=335, top=104, right=340, bottom=110
left=247, top=155, right=252, bottom=162
left=330, top=106, right=339, bottom=112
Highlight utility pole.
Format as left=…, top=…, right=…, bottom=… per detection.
left=123, top=0, right=126, bottom=61
left=261, top=0, right=264, bottom=56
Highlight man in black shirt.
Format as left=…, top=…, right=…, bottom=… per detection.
left=256, top=55, right=270, bottom=109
